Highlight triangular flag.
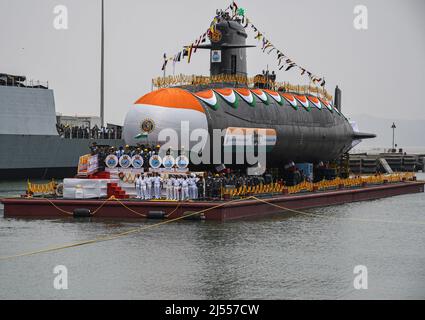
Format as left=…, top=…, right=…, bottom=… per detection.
left=187, top=44, right=193, bottom=63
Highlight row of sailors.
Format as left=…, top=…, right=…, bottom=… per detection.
left=114, top=145, right=160, bottom=158
left=134, top=174, right=200, bottom=201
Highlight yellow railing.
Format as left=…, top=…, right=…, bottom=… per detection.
left=152, top=74, right=333, bottom=101
left=27, top=179, right=57, bottom=195
left=223, top=173, right=415, bottom=198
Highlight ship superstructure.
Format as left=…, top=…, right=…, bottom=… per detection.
left=0, top=74, right=124, bottom=179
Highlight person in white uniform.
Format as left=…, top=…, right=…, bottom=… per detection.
left=140, top=175, right=147, bottom=200
left=135, top=174, right=142, bottom=199
left=173, top=176, right=181, bottom=201
left=188, top=174, right=199, bottom=199
left=145, top=174, right=152, bottom=200
left=153, top=173, right=162, bottom=199
left=181, top=176, right=189, bottom=201
left=165, top=175, right=174, bottom=200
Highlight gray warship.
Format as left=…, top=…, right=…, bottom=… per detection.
left=0, top=73, right=124, bottom=179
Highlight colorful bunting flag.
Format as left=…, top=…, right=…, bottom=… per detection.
left=160, top=0, right=326, bottom=89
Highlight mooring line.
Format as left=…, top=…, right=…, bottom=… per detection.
left=250, top=196, right=425, bottom=226
left=1, top=193, right=425, bottom=261
left=0, top=197, right=254, bottom=261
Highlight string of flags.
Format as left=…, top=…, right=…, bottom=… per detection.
left=233, top=1, right=326, bottom=87
left=161, top=1, right=326, bottom=87
left=161, top=2, right=239, bottom=72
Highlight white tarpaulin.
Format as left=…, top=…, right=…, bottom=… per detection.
left=63, top=178, right=119, bottom=199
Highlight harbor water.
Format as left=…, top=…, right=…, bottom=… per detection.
left=0, top=175, right=424, bottom=300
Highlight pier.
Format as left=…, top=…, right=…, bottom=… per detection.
left=349, top=151, right=425, bottom=174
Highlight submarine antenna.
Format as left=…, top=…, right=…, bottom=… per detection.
left=100, top=0, right=105, bottom=127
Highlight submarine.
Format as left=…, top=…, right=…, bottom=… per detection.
left=123, top=12, right=375, bottom=167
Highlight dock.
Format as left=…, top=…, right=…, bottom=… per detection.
left=349, top=152, right=425, bottom=174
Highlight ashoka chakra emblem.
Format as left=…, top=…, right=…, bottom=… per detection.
left=140, top=118, right=155, bottom=134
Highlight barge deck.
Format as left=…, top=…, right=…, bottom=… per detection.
left=2, top=181, right=424, bottom=221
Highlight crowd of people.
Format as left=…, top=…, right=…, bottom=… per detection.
left=57, top=124, right=122, bottom=140
left=203, top=171, right=279, bottom=200
left=90, top=143, right=162, bottom=170
left=135, top=173, right=203, bottom=201
left=87, top=143, right=311, bottom=202
left=132, top=171, right=285, bottom=202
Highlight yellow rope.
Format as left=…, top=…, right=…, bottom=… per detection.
left=43, top=195, right=184, bottom=219
left=250, top=196, right=425, bottom=226
left=1, top=177, right=423, bottom=261
left=0, top=196, right=254, bottom=261
left=112, top=198, right=147, bottom=218
left=165, top=202, right=181, bottom=218
left=91, top=196, right=118, bottom=215
left=0, top=189, right=425, bottom=260
left=44, top=198, right=73, bottom=216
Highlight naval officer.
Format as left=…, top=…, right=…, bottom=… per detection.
left=173, top=176, right=182, bottom=201
left=165, top=175, right=175, bottom=200
left=135, top=174, right=142, bottom=199
left=153, top=173, right=162, bottom=199
left=181, top=176, right=189, bottom=201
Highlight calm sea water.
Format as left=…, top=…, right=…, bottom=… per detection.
left=0, top=175, right=424, bottom=300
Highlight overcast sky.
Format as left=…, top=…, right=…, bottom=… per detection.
left=1, top=0, right=424, bottom=126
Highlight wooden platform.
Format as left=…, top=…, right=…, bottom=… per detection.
left=1, top=181, right=424, bottom=221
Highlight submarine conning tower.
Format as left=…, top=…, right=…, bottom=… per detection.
left=196, top=14, right=255, bottom=77
left=210, top=19, right=249, bottom=76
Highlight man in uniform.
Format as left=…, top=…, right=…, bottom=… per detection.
left=205, top=174, right=214, bottom=200
left=181, top=176, right=189, bottom=201
left=153, top=173, right=162, bottom=199
left=196, top=175, right=205, bottom=201
left=124, top=145, right=131, bottom=155
left=173, top=175, right=182, bottom=201
left=188, top=173, right=199, bottom=200
left=116, top=146, right=125, bottom=158
left=143, top=149, right=150, bottom=169
left=145, top=173, right=153, bottom=200
left=165, top=175, right=175, bottom=200
left=139, top=174, right=147, bottom=200
left=212, top=174, right=222, bottom=200
left=90, top=142, right=98, bottom=155
left=135, top=174, right=142, bottom=199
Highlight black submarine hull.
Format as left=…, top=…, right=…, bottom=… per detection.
left=194, top=90, right=357, bottom=165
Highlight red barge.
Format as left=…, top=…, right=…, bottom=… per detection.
left=2, top=180, right=423, bottom=221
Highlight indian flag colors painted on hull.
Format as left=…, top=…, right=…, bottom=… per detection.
left=123, top=88, right=208, bottom=148
left=223, top=127, right=277, bottom=152
left=281, top=93, right=298, bottom=109
left=251, top=89, right=269, bottom=105
left=214, top=88, right=239, bottom=108
left=263, top=89, right=283, bottom=105
left=294, top=95, right=310, bottom=111
left=193, top=89, right=219, bottom=109
left=319, top=98, right=334, bottom=112
left=234, top=88, right=256, bottom=106
left=307, top=96, right=322, bottom=110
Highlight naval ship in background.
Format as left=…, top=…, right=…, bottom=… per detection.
left=0, top=73, right=124, bottom=179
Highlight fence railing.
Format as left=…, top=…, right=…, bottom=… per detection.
left=152, top=74, right=333, bottom=101
left=224, top=173, right=415, bottom=198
